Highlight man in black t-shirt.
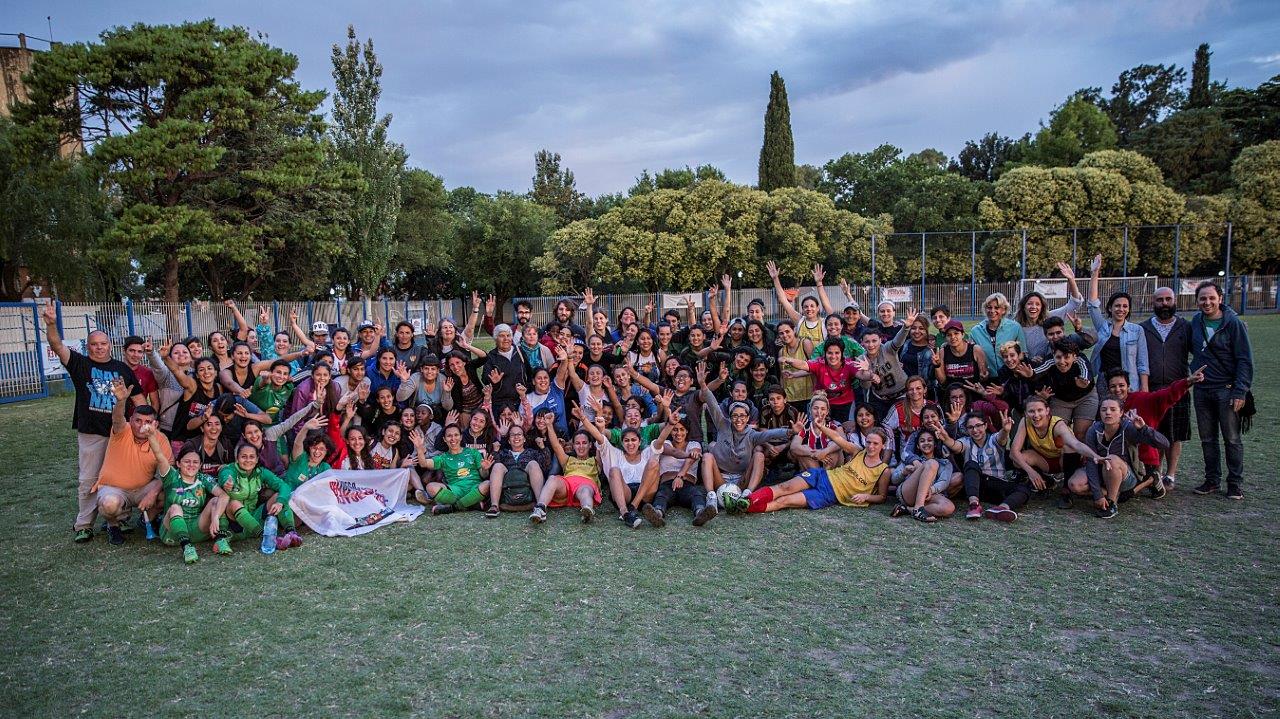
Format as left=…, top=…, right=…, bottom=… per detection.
left=43, top=302, right=144, bottom=543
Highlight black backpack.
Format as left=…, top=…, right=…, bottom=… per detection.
left=500, top=467, right=536, bottom=510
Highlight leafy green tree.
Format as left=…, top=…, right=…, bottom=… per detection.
left=1219, top=75, right=1280, bottom=148
left=1128, top=107, right=1238, bottom=194
left=794, top=163, right=822, bottom=190
left=950, top=132, right=1026, bottom=182
left=628, top=164, right=728, bottom=196
left=1103, top=64, right=1188, bottom=144
left=454, top=192, right=557, bottom=315
left=1022, top=95, right=1118, bottom=167
left=533, top=218, right=605, bottom=294
left=1225, top=141, right=1280, bottom=273
left=531, top=149, right=585, bottom=225
left=1188, top=43, right=1213, bottom=109
left=390, top=169, right=454, bottom=285
left=758, top=71, right=796, bottom=193
left=11, top=20, right=352, bottom=301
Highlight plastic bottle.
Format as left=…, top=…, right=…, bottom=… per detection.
left=142, top=511, right=157, bottom=541
left=260, top=515, right=278, bottom=554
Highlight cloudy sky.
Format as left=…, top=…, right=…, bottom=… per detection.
left=3, top=1, right=1277, bottom=195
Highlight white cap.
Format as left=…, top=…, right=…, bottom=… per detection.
left=311, top=321, right=329, bottom=334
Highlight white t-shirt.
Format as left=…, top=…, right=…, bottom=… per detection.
left=599, top=442, right=654, bottom=486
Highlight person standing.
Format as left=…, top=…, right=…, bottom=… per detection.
left=43, top=302, right=145, bottom=543
left=1189, top=282, right=1253, bottom=500
left=1140, top=287, right=1192, bottom=489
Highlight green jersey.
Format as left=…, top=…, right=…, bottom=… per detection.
left=433, top=448, right=485, bottom=487
left=810, top=335, right=866, bottom=361
left=163, top=469, right=218, bottom=524
left=608, top=423, right=662, bottom=448
left=217, top=464, right=292, bottom=512
left=250, top=375, right=295, bottom=424
left=284, top=454, right=330, bottom=489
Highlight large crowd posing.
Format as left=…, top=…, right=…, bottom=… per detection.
left=45, top=255, right=1255, bottom=563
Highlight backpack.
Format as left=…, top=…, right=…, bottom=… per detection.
left=500, top=467, right=536, bottom=510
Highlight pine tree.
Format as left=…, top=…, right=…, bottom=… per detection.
left=530, top=149, right=584, bottom=225
left=1188, top=43, right=1213, bottom=109
left=758, top=71, right=796, bottom=191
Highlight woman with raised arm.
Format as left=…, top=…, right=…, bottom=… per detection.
left=969, top=292, right=1027, bottom=374
left=529, top=418, right=603, bottom=524
left=767, top=260, right=825, bottom=347
left=411, top=423, right=493, bottom=515
left=1016, top=261, right=1084, bottom=360
left=742, top=425, right=890, bottom=513
left=155, top=446, right=233, bottom=564
left=1087, top=253, right=1149, bottom=393
left=889, top=427, right=958, bottom=522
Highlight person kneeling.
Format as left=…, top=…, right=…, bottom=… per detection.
left=219, top=443, right=301, bottom=550
left=93, top=380, right=171, bottom=546
left=742, top=426, right=890, bottom=513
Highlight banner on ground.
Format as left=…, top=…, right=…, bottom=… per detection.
left=289, top=468, right=423, bottom=537
left=879, top=287, right=913, bottom=304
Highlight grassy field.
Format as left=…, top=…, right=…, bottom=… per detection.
left=2, top=316, right=1277, bottom=719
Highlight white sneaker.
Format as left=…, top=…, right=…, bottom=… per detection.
left=741, top=488, right=753, bottom=499
left=1163, top=475, right=1175, bottom=489
left=706, top=491, right=718, bottom=509
left=529, top=507, right=546, bottom=524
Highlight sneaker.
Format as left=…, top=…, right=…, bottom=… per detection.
left=213, top=537, right=233, bottom=555
left=106, top=525, right=125, bottom=545
left=965, top=502, right=983, bottom=520
left=275, top=535, right=290, bottom=551
left=1226, top=484, right=1244, bottom=500
left=580, top=505, right=595, bottom=523
left=705, top=491, right=718, bottom=510
left=984, top=506, right=1018, bottom=522
left=413, top=489, right=430, bottom=505
left=73, top=528, right=93, bottom=543
left=1192, top=480, right=1219, bottom=495
left=1149, top=480, right=1168, bottom=499
left=284, top=530, right=303, bottom=548
left=431, top=504, right=456, bottom=516
left=692, top=503, right=717, bottom=527
left=118, top=515, right=136, bottom=533
left=1162, top=474, right=1175, bottom=490
left=623, top=510, right=642, bottom=529
left=724, top=494, right=750, bottom=514
left=529, top=506, right=547, bottom=524
left=182, top=544, right=198, bottom=564
left=484, top=505, right=501, bottom=518
left=640, top=504, right=670, bottom=527
left=1055, top=494, right=1073, bottom=510
left=1096, top=500, right=1118, bottom=519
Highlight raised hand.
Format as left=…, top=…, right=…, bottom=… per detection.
left=812, top=264, right=825, bottom=284
left=485, top=294, right=496, bottom=316
left=289, top=308, right=299, bottom=323
left=1056, top=261, right=1076, bottom=281
left=41, top=300, right=57, bottom=326
left=1066, top=312, right=1082, bottom=332
left=304, top=416, right=328, bottom=431
left=695, top=361, right=708, bottom=387
left=721, top=273, right=733, bottom=290
left=142, top=337, right=153, bottom=353
left=839, top=278, right=852, bottom=299
left=357, top=384, right=370, bottom=403
left=471, top=290, right=481, bottom=311
left=410, top=427, right=426, bottom=446
left=516, top=383, right=527, bottom=398
left=1035, top=386, right=1054, bottom=400
left=904, top=307, right=919, bottom=327
left=481, top=454, right=496, bottom=472
left=1090, top=253, right=1103, bottom=274
left=442, top=376, right=455, bottom=393
left=1000, top=411, right=1013, bottom=434
left=445, top=410, right=460, bottom=427
left=1188, top=368, right=1205, bottom=384
left=394, top=361, right=411, bottom=381
left=487, top=367, right=505, bottom=385
left=1126, top=409, right=1146, bottom=430
left=223, top=299, right=237, bottom=310
left=719, top=364, right=729, bottom=381
left=765, top=260, right=780, bottom=280
left=257, top=307, right=269, bottom=324
left=790, top=418, right=807, bottom=436
left=496, top=417, right=512, bottom=437
left=583, top=287, right=595, bottom=306
left=111, top=378, right=133, bottom=403
left=659, top=388, right=675, bottom=409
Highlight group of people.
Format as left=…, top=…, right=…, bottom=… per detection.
left=46, top=253, right=1255, bottom=563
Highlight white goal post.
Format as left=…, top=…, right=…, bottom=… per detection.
left=1017, top=276, right=1158, bottom=301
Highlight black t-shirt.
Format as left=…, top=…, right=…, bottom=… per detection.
left=66, top=351, right=141, bottom=436
left=1100, top=334, right=1122, bottom=374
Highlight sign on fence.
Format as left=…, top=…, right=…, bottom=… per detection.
left=1031, top=280, right=1069, bottom=299
left=1180, top=279, right=1201, bottom=295
left=879, top=287, right=913, bottom=304
left=660, top=293, right=703, bottom=309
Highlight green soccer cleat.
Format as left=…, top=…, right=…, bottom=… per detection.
left=213, top=537, right=232, bottom=555
left=182, top=544, right=198, bottom=564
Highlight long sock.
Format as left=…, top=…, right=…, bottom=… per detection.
left=456, top=487, right=485, bottom=509
left=434, top=487, right=459, bottom=505
left=169, top=516, right=191, bottom=543
left=234, top=508, right=256, bottom=527
left=747, top=487, right=775, bottom=513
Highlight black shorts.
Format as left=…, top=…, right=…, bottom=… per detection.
left=1157, top=391, right=1191, bottom=443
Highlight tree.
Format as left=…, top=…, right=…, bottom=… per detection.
left=531, top=149, right=586, bottom=225
left=758, top=71, right=796, bottom=193
left=389, top=168, right=454, bottom=288
left=11, top=20, right=352, bottom=301
left=329, top=25, right=406, bottom=298
left=628, top=164, right=728, bottom=196
left=950, top=132, right=1026, bottom=182
left=1128, top=107, right=1238, bottom=195
left=1021, top=95, right=1118, bottom=168
left=1188, top=43, right=1213, bottom=109
left=1102, top=64, right=1188, bottom=144
left=1218, top=75, right=1280, bottom=148
left=453, top=193, right=557, bottom=318
left=1225, top=141, right=1280, bottom=273
left=794, top=163, right=822, bottom=190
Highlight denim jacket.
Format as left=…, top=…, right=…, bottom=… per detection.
left=1087, top=299, right=1149, bottom=388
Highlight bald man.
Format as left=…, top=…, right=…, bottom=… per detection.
left=43, top=302, right=146, bottom=543
left=1140, top=287, right=1192, bottom=489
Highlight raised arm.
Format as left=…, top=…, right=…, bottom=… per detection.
left=224, top=300, right=251, bottom=342
left=720, top=274, right=733, bottom=328
left=110, top=379, right=132, bottom=434
left=41, top=302, right=71, bottom=366
left=292, top=416, right=327, bottom=461
left=813, top=264, right=835, bottom=316
left=766, top=260, right=801, bottom=323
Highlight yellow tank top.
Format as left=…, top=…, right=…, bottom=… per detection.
left=780, top=343, right=814, bottom=403
left=562, top=456, right=600, bottom=485
left=827, top=450, right=885, bottom=507
left=1025, top=415, right=1065, bottom=459
left=798, top=318, right=825, bottom=346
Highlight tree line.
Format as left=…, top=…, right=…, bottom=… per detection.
left=1, top=23, right=1276, bottom=308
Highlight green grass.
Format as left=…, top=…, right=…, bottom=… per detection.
left=3, top=317, right=1278, bottom=719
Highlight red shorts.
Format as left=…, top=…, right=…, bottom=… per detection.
left=548, top=475, right=602, bottom=508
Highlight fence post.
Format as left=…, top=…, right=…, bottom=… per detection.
left=970, top=231, right=977, bottom=318
left=383, top=298, right=390, bottom=328
left=870, top=235, right=878, bottom=302
left=1020, top=229, right=1027, bottom=283
left=1173, top=224, right=1181, bottom=291
left=334, top=298, right=342, bottom=329
left=1122, top=226, right=1130, bottom=290
left=1071, top=228, right=1078, bottom=273
left=184, top=301, right=193, bottom=338
left=125, top=298, right=135, bottom=336
left=272, top=301, right=280, bottom=333
left=919, top=232, right=926, bottom=308
left=1239, top=274, right=1247, bottom=313
left=1224, top=221, right=1234, bottom=300
left=55, top=300, right=63, bottom=336
left=307, top=301, right=314, bottom=330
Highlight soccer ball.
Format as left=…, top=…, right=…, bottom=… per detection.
left=716, top=483, right=742, bottom=508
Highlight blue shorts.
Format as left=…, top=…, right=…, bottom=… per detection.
left=799, top=468, right=839, bottom=510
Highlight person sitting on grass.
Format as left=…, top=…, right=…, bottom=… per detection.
left=889, top=427, right=959, bottom=523
left=741, top=425, right=890, bottom=514
left=636, top=417, right=712, bottom=528
left=411, top=424, right=493, bottom=516
left=485, top=424, right=548, bottom=518
left=155, top=447, right=233, bottom=564
left=933, top=409, right=1024, bottom=522
left=1104, top=367, right=1204, bottom=499
left=1008, top=396, right=1103, bottom=509
left=218, top=443, right=300, bottom=550
left=789, top=393, right=844, bottom=470
left=283, top=417, right=334, bottom=489
left=92, top=380, right=171, bottom=546
left=696, top=362, right=799, bottom=513
left=529, top=425, right=603, bottom=524
left=578, top=407, right=670, bottom=528
left=1064, top=398, right=1170, bottom=519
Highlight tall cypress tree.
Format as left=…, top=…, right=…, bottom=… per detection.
left=1188, top=43, right=1213, bottom=109
left=758, top=71, right=796, bottom=191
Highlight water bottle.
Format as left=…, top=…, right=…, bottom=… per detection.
left=142, top=511, right=157, bottom=541
left=260, top=515, right=278, bottom=554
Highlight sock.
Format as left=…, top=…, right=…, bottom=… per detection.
left=434, top=487, right=459, bottom=505
left=234, top=508, right=254, bottom=525
left=534, top=503, right=545, bottom=510
left=169, top=516, right=191, bottom=544
left=747, top=487, right=774, bottom=513
left=456, top=487, right=484, bottom=509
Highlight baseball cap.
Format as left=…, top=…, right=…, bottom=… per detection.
left=357, top=320, right=375, bottom=331
left=844, top=302, right=861, bottom=312
left=944, top=319, right=965, bottom=333
left=311, top=321, right=329, bottom=335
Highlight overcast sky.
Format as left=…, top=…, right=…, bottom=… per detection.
left=3, top=1, right=1277, bottom=195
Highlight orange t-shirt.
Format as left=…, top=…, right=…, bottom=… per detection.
left=94, top=429, right=172, bottom=491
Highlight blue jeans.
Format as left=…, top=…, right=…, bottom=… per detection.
left=1193, top=386, right=1244, bottom=486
